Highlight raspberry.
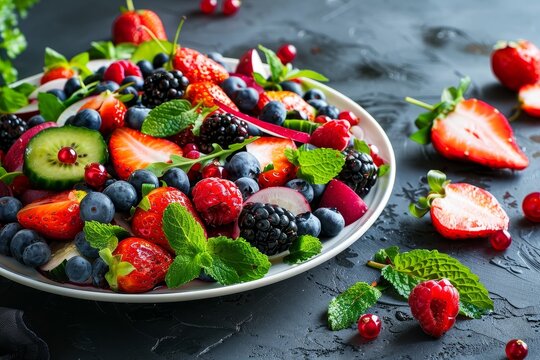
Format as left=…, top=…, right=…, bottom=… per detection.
left=408, top=279, right=460, bottom=338
left=103, top=60, right=142, bottom=84
left=191, top=178, right=243, bottom=226
left=309, top=119, right=351, bottom=151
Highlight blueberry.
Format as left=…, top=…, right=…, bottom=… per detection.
left=286, top=109, right=309, bottom=120
left=64, top=77, right=82, bottom=97
left=221, top=76, right=247, bottom=97
left=247, top=123, right=261, bottom=136
left=119, top=86, right=139, bottom=107
left=295, top=212, right=321, bottom=237
left=104, top=179, right=116, bottom=187
left=83, top=73, right=102, bottom=85
left=80, top=192, right=115, bottom=223
left=152, top=53, right=170, bottom=69
left=47, top=89, right=67, bottom=101
left=207, top=52, right=226, bottom=67
left=91, top=257, right=109, bottom=288
left=27, top=114, right=45, bottom=128
left=72, top=109, right=102, bottom=130
left=95, top=66, right=107, bottom=77
left=307, top=99, right=327, bottom=110
left=103, top=180, right=138, bottom=213
left=162, top=168, right=190, bottom=194
left=234, top=177, right=260, bottom=200
left=0, top=197, right=22, bottom=223
left=0, top=223, right=22, bottom=255
left=64, top=115, right=76, bottom=126
left=74, top=231, right=99, bottom=259
left=125, top=105, right=150, bottom=130
left=303, top=88, right=326, bottom=101
left=121, top=75, right=144, bottom=91
left=313, top=207, right=345, bottom=237
left=260, top=101, right=286, bottom=126
left=231, top=87, right=259, bottom=112
left=128, top=169, right=159, bottom=196
left=225, top=152, right=261, bottom=181
left=280, top=81, right=303, bottom=95
left=198, top=268, right=216, bottom=282
left=137, top=60, right=154, bottom=78
left=22, top=242, right=51, bottom=267
left=318, top=105, right=340, bottom=119
left=10, top=229, right=43, bottom=262
left=311, top=183, right=326, bottom=202
left=65, top=256, right=92, bottom=284
left=286, top=179, right=314, bottom=203
left=95, top=80, right=119, bottom=94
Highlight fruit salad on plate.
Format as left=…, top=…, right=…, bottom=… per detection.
left=0, top=13, right=392, bottom=294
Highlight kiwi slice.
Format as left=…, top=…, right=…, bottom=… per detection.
left=24, top=126, right=108, bottom=190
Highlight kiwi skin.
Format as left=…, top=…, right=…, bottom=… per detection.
left=23, top=126, right=108, bottom=190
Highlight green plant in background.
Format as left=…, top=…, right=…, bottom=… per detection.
left=0, top=0, right=39, bottom=85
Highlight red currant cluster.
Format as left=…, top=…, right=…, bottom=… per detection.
left=200, top=0, right=241, bottom=16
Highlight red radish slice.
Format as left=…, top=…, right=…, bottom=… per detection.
left=235, top=49, right=268, bottom=78
left=216, top=100, right=311, bottom=143
left=29, top=78, right=68, bottom=100
left=0, top=181, right=13, bottom=197
left=319, top=179, right=368, bottom=225
left=56, top=95, right=98, bottom=126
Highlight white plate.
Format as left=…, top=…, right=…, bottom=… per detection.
left=0, top=58, right=396, bottom=302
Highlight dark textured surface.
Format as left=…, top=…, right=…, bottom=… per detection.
left=2, top=0, right=539, bottom=358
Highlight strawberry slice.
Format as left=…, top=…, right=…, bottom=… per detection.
left=109, top=127, right=183, bottom=180
left=173, top=47, right=229, bottom=85
left=407, top=77, right=529, bottom=170
left=17, top=190, right=86, bottom=241
left=410, top=170, right=509, bottom=240
left=81, top=91, right=127, bottom=134
left=185, top=81, right=238, bottom=110
left=246, top=137, right=297, bottom=188
left=518, top=83, right=540, bottom=117
left=258, top=91, right=316, bottom=120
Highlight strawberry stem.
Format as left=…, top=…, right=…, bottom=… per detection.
left=126, top=0, right=135, bottom=12
left=508, top=106, right=522, bottom=122
left=405, top=97, right=435, bottom=111
left=366, top=260, right=386, bottom=270
left=140, top=25, right=169, bottom=53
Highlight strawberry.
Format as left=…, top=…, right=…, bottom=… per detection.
left=131, top=187, right=205, bottom=252
left=103, top=60, right=142, bottom=84
left=112, top=0, right=167, bottom=45
left=112, top=237, right=173, bottom=293
left=518, top=83, right=540, bottom=117
left=257, top=91, right=315, bottom=120
left=109, top=127, right=183, bottom=180
left=309, top=119, right=351, bottom=151
left=173, top=47, right=229, bottom=85
left=491, top=40, right=540, bottom=91
left=185, top=81, right=238, bottom=110
left=258, top=168, right=296, bottom=188
left=410, top=170, right=509, bottom=240
left=407, top=77, right=529, bottom=170
left=81, top=91, right=127, bottom=134
left=17, top=190, right=86, bottom=241
left=40, top=66, right=75, bottom=85
left=246, top=137, right=297, bottom=188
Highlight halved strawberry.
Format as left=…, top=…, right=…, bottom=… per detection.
left=246, top=137, right=297, bottom=188
left=17, top=190, right=86, bottom=241
left=185, top=81, right=238, bottom=110
left=109, top=127, right=183, bottom=180
left=258, top=91, right=315, bottom=120
left=173, top=47, right=229, bottom=85
left=410, top=170, right=509, bottom=240
left=80, top=91, right=127, bottom=134
left=518, top=83, right=540, bottom=117
left=407, top=77, right=529, bottom=170
left=40, top=66, right=75, bottom=85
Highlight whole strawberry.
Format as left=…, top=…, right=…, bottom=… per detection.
left=408, top=279, right=460, bottom=337
left=185, top=81, right=238, bottom=110
left=192, top=178, right=243, bottom=226
left=112, top=0, right=167, bottom=45
left=491, top=40, right=540, bottom=91
left=309, top=119, right=351, bottom=151
left=173, top=47, right=229, bottom=85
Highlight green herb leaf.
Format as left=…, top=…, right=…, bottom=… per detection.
left=284, top=235, right=322, bottom=264
left=12, top=82, right=36, bottom=97
left=205, top=236, right=271, bottom=285
left=328, top=282, right=382, bottom=330
left=90, top=41, right=136, bottom=60
left=378, top=164, right=390, bottom=177
left=162, top=203, right=206, bottom=256
left=373, top=245, right=400, bottom=264
left=258, top=45, right=283, bottom=83
left=44, top=47, right=68, bottom=69
left=284, top=69, right=328, bottom=82
left=141, top=99, right=201, bottom=137
left=0, top=59, right=17, bottom=84
left=380, top=265, right=421, bottom=298
left=37, top=92, right=66, bottom=121
left=291, top=147, right=345, bottom=185
left=131, top=40, right=174, bottom=63
left=0, top=85, right=28, bottom=112
left=353, top=138, right=371, bottom=154
left=0, top=166, right=22, bottom=185
left=83, top=221, right=129, bottom=251
left=165, top=254, right=203, bottom=288
left=252, top=72, right=267, bottom=87
left=69, top=52, right=91, bottom=76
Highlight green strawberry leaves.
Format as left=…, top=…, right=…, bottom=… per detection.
left=328, top=282, right=382, bottom=330
left=285, top=147, right=345, bottom=185
left=409, top=170, right=451, bottom=218
left=406, top=76, right=471, bottom=145
left=99, top=248, right=136, bottom=292
left=131, top=40, right=174, bottom=64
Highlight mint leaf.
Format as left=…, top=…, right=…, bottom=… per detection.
left=69, top=52, right=91, bottom=76
left=293, top=148, right=345, bottom=185
left=12, top=82, right=36, bottom=97
left=83, top=221, right=129, bottom=251
left=373, top=245, right=400, bottom=264
left=328, top=282, right=382, bottom=330
left=205, top=236, right=271, bottom=285
left=0, top=86, right=28, bottom=112
left=352, top=138, right=371, bottom=154
left=90, top=41, right=136, bottom=60
left=380, top=266, right=421, bottom=298
left=258, top=44, right=284, bottom=83
left=378, top=164, right=390, bottom=177
left=141, top=99, right=201, bottom=137
left=165, top=254, right=203, bottom=288
left=284, top=69, right=328, bottom=82
left=131, top=40, right=174, bottom=63
left=0, top=59, right=18, bottom=84
left=162, top=203, right=206, bottom=255
left=284, top=235, right=322, bottom=264
left=37, top=92, right=66, bottom=121
left=44, top=47, right=68, bottom=69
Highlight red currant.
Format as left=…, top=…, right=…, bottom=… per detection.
left=357, top=314, right=381, bottom=340
left=277, top=44, right=297, bottom=64
left=522, top=192, right=540, bottom=222
left=338, top=110, right=359, bottom=126
left=314, top=115, right=332, bottom=124
left=200, top=0, right=217, bottom=14
left=183, top=143, right=199, bottom=154
left=84, top=163, right=108, bottom=188
left=489, top=230, right=512, bottom=251
left=506, top=339, right=528, bottom=360
left=222, top=0, right=241, bottom=16
left=57, top=146, right=78, bottom=164
left=368, top=144, right=385, bottom=167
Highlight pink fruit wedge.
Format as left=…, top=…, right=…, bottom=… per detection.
left=319, top=179, right=368, bottom=225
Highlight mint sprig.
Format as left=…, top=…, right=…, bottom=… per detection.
left=83, top=221, right=129, bottom=251
left=147, top=137, right=259, bottom=177
left=0, top=166, right=22, bottom=185
left=409, top=170, right=451, bottom=218
left=0, top=85, right=30, bottom=113
left=284, top=235, right=322, bottom=264
left=162, top=203, right=271, bottom=287
left=43, top=47, right=91, bottom=76
left=328, top=282, right=382, bottom=330
left=89, top=41, right=136, bottom=60
left=285, top=147, right=345, bottom=185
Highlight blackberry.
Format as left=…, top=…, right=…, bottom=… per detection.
left=0, top=114, right=28, bottom=152
left=238, top=202, right=298, bottom=256
left=198, top=113, right=249, bottom=153
left=338, top=147, right=378, bottom=197
left=141, top=70, right=189, bottom=108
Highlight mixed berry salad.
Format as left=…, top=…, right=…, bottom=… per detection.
left=0, top=18, right=390, bottom=294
